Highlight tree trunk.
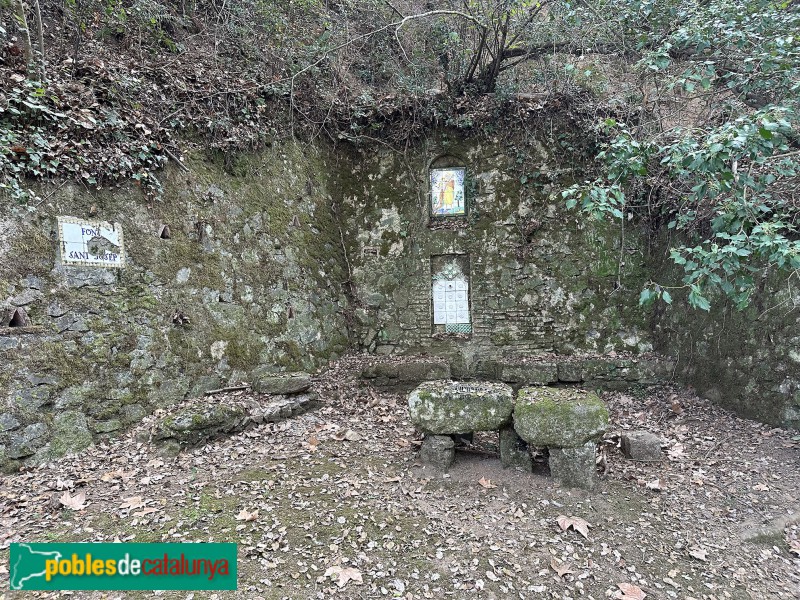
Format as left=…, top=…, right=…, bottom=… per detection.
left=13, top=0, right=34, bottom=67
left=32, top=0, right=46, bottom=82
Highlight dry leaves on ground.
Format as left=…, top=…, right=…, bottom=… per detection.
left=616, top=582, right=647, bottom=599
left=59, top=491, right=86, bottom=511
left=557, top=515, right=591, bottom=539
left=322, top=565, right=363, bottom=588
left=478, top=477, right=497, bottom=489
left=550, top=558, right=574, bottom=578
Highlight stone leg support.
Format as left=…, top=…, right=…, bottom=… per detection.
left=549, top=442, right=597, bottom=490
left=499, top=426, right=533, bottom=472
left=419, top=434, right=455, bottom=469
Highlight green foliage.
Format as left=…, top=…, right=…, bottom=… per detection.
left=562, top=0, right=800, bottom=311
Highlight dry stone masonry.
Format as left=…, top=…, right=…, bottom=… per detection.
left=409, top=382, right=610, bottom=489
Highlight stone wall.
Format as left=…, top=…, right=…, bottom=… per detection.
left=0, top=143, right=351, bottom=470
left=336, top=130, right=655, bottom=376
left=653, top=270, right=800, bottom=429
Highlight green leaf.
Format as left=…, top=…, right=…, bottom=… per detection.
left=639, top=288, right=657, bottom=306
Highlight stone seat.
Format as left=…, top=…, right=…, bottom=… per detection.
left=408, top=380, right=514, bottom=469
left=513, top=386, right=609, bottom=489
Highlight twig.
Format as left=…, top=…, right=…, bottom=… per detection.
left=204, top=384, right=250, bottom=396
left=164, top=147, right=190, bottom=172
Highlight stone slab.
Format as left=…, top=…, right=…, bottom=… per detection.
left=498, top=363, right=558, bottom=386
left=514, top=387, right=609, bottom=448
left=408, top=380, right=514, bottom=435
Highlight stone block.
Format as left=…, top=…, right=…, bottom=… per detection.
left=557, top=362, right=583, bottom=383
left=499, top=426, right=533, bottom=472
left=499, top=363, right=558, bottom=386
left=514, top=387, right=609, bottom=448
left=8, top=423, right=48, bottom=459
left=252, top=372, right=312, bottom=395
left=396, top=362, right=450, bottom=383
left=50, top=411, right=93, bottom=457
left=621, top=430, right=662, bottom=461
left=408, top=381, right=514, bottom=435
left=154, top=403, right=247, bottom=446
left=90, top=419, right=122, bottom=434
left=549, top=442, right=597, bottom=490
left=419, top=435, right=455, bottom=469
left=0, top=412, right=20, bottom=433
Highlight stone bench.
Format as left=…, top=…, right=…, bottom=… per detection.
left=408, top=381, right=609, bottom=489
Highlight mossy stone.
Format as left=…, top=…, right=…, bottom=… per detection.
left=513, top=387, right=609, bottom=448
left=408, top=380, right=514, bottom=434
left=50, top=411, right=93, bottom=457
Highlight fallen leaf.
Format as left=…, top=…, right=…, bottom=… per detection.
left=752, top=483, right=769, bottom=491
left=323, top=565, right=363, bottom=588
left=550, top=558, right=573, bottom=578
left=59, top=491, right=87, bottom=511
left=485, top=570, right=499, bottom=582
left=119, top=496, right=145, bottom=510
left=343, top=430, right=361, bottom=442
left=616, top=582, right=647, bottom=599
left=236, top=508, right=259, bottom=522
left=557, top=515, right=591, bottom=539
left=688, top=546, right=708, bottom=561
left=788, top=538, right=800, bottom=556
left=478, top=477, right=497, bottom=489
left=646, top=478, right=663, bottom=491
left=101, top=470, right=125, bottom=482
left=133, top=507, right=159, bottom=517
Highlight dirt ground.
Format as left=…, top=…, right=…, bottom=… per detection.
left=2, top=356, right=799, bottom=600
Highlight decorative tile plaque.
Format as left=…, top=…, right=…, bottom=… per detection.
left=430, top=168, right=466, bottom=216
left=432, top=258, right=470, bottom=332
left=57, top=216, right=125, bottom=268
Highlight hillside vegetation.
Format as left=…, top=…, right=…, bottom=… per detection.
left=2, top=0, right=799, bottom=308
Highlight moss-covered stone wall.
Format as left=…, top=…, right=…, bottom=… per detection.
left=653, top=272, right=800, bottom=429
left=0, top=142, right=351, bottom=471
left=334, top=130, right=654, bottom=376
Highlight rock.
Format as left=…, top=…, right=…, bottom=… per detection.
left=55, top=384, right=93, bottom=410
left=90, top=419, right=122, bottom=434
left=154, top=403, right=247, bottom=446
left=50, top=411, right=93, bottom=457
left=11, top=288, right=42, bottom=306
left=8, top=423, right=49, bottom=459
left=0, top=412, right=20, bottom=433
left=252, top=372, right=312, bottom=395
left=549, top=442, right=598, bottom=490
left=499, top=426, right=533, bottom=472
left=187, top=376, right=221, bottom=400
left=513, top=387, right=609, bottom=448
left=408, top=381, right=514, bottom=434
left=12, top=388, right=51, bottom=414
left=499, top=363, right=558, bottom=386
left=419, top=435, right=455, bottom=469
left=27, top=373, right=60, bottom=387
left=121, top=404, right=147, bottom=424
left=176, top=267, right=191, bottom=284
left=257, top=393, right=318, bottom=422
left=363, top=361, right=450, bottom=390
left=621, top=430, right=662, bottom=461
left=557, top=362, right=583, bottom=383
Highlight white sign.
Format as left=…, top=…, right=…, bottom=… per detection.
left=57, top=216, right=125, bottom=268
left=432, top=277, right=470, bottom=324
